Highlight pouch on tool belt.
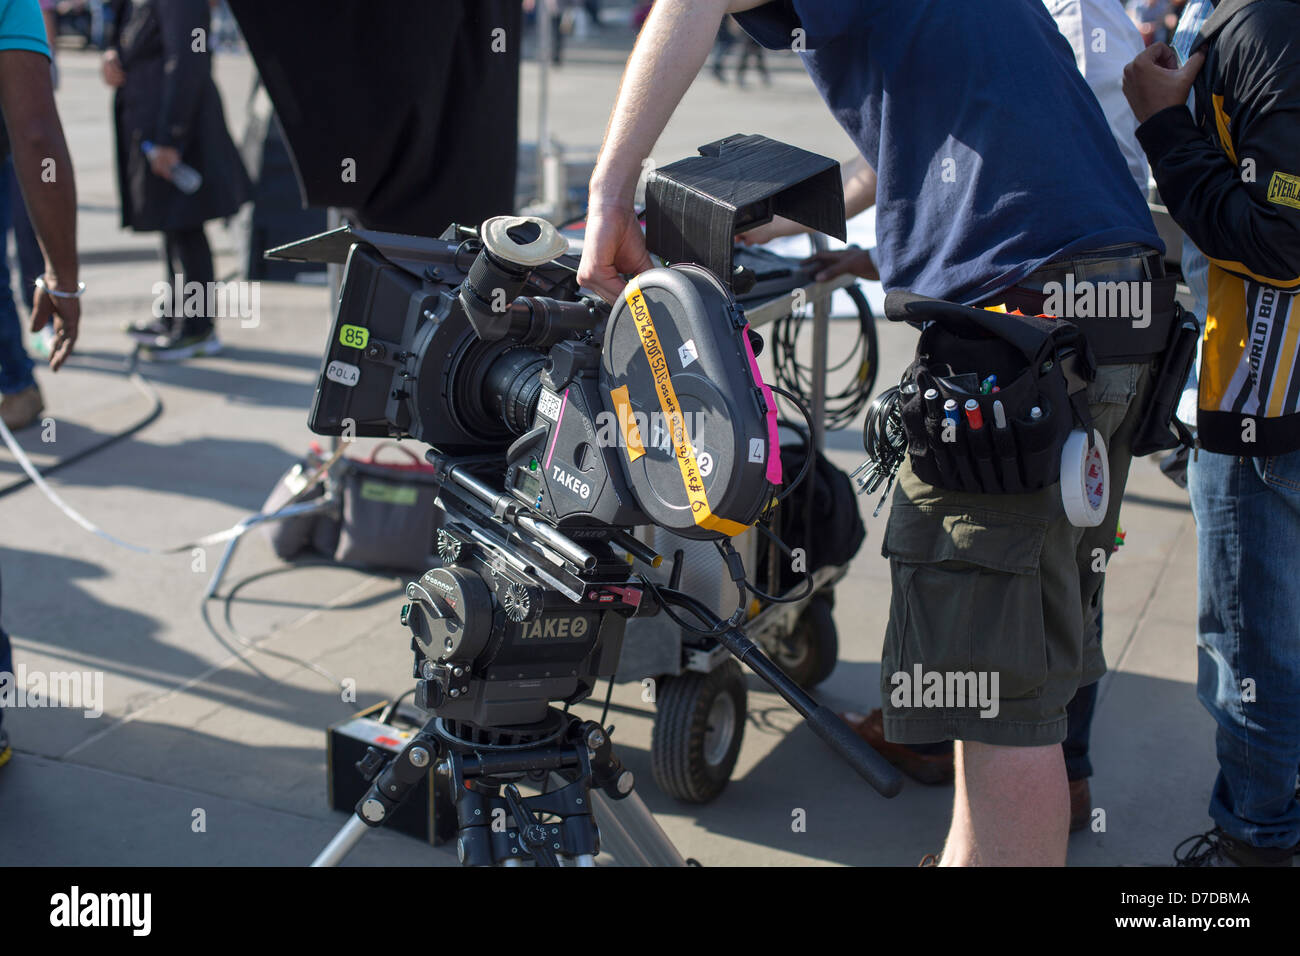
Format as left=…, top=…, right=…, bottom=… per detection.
left=888, top=291, right=1097, bottom=495
left=1131, top=305, right=1199, bottom=457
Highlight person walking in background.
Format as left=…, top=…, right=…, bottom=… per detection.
left=1130, top=0, right=1174, bottom=44
left=734, top=28, right=769, bottom=87
left=0, top=0, right=83, bottom=767
left=710, top=15, right=737, bottom=82
left=103, top=0, right=249, bottom=362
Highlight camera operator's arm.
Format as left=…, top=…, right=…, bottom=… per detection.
left=0, top=48, right=80, bottom=370
left=738, top=154, right=876, bottom=245
left=580, top=0, right=770, bottom=302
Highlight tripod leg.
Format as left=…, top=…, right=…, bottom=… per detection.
left=588, top=787, right=687, bottom=867
left=311, top=814, right=371, bottom=867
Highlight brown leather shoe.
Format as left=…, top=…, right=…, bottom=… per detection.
left=0, top=385, right=43, bottom=431
left=1069, top=778, right=1092, bottom=833
left=840, top=709, right=954, bottom=785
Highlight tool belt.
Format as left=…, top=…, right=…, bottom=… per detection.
left=992, top=276, right=1179, bottom=364
left=992, top=275, right=1198, bottom=455
left=888, top=291, right=1097, bottom=494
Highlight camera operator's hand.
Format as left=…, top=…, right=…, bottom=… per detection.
left=803, top=246, right=879, bottom=282
left=577, top=202, right=654, bottom=303
left=737, top=215, right=806, bottom=246
left=30, top=275, right=80, bottom=372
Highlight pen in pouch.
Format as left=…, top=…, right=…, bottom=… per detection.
left=949, top=417, right=979, bottom=491
left=924, top=387, right=943, bottom=422
left=989, top=398, right=1022, bottom=491
left=966, top=400, right=1000, bottom=492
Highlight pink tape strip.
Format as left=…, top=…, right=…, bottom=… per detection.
left=543, top=388, right=569, bottom=470
left=740, top=322, right=782, bottom=485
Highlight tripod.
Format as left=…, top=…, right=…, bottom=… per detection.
left=313, top=704, right=686, bottom=867
left=312, top=456, right=903, bottom=866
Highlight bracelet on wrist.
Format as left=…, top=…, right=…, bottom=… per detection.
left=35, top=276, right=85, bottom=299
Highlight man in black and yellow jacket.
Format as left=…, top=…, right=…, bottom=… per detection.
left=1125, top=0, right=1300, bottom=866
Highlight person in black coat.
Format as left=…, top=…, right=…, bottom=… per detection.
left=103, top=0, right=250, bottom=359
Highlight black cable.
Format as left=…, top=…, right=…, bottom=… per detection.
left=766, top=386, right=814, bottom=505
left=856, top=384, right=907, bottom=498
left=598, top=675, right=616, bottom=730
left=742, top=522, right=815, bottom=605
left=0, top=357, right=163, bottom=500
left=771, top=281, right=878, bottom=432
left=379, top=688, right=416, bottom=725
left=452, top=236, right=483, bottom=273
left=206, top=560, right=405, bottom=712
left=635, top=569, right=744, bottom=638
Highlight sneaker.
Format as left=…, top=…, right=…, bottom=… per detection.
left=1174, top=827, right=1294, bottom=867
left=0, top=727, right=11, bottom=769
left=0, top=384, right=44, bottom=431
left=123, top=317, right=175, bottom=343
left=139, top=329, right=222, bottom=362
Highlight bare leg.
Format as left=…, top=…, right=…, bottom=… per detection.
left=940, top=740, right=1068, bottom=866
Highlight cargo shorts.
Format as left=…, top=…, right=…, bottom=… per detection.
left=879, top=361, right=1155, bottom=747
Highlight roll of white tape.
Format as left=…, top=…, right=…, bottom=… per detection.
left=1060, top=428, right=1109, bottom=527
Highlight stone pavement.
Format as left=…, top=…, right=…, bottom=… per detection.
left=0, top=28, right=1213, bottom=867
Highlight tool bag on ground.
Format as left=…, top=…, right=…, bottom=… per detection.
left=259, top=443, right=442, bottom=570
left=329, top=444, right=442, bottom=570
left=888, top=291, right=1097, bottom=494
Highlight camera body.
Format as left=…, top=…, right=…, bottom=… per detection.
left=274, top=134, right=847, bottom=733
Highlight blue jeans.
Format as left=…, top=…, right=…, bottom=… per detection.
left=0, top=158, right=35, bottom=396
left=1188, top=448, right=1300, bottom=849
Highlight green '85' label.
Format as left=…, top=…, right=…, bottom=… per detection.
left=339, top=324, right=369, bottom=350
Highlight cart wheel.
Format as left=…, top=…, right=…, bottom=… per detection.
left=651, top=660, right=747, bottom=804
left=774, top=595, right=838, bottom=688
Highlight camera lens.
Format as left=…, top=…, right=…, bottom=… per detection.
left=483, top=347, right=546, bottom=435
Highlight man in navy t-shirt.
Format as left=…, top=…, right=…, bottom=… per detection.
left=736, top=0, right=1163, bottom=304
left=578, top=0, right=1165, bottom=866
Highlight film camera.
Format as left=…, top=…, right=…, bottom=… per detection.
left=282, top=135, right=900, bottom=866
